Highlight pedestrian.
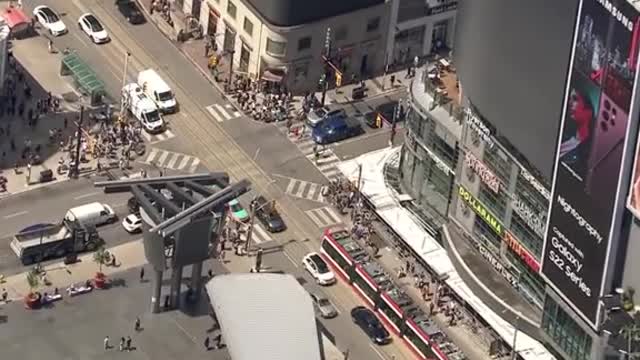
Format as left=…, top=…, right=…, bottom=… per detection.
left=204, top=42, right=211, bottom=58
left=103, top=336, right=110, bottom=350
left=390, top=75, right=395, bottom=88
left=119, top=337, right=125, bottom=351
left=204, top=336, right=210, bottom=350
left=139, top=266, right=145, bottom=282
left=111, top=254, right=116, bottom=267
left=126, top=336, right=132, bottom=351
left=219, top=249, right=226, bottom=262
left=135, top=317, right=141, bottom=331
left=1, top=288, right=7, bottom=302
left=64, top=117, right=68, bottom=128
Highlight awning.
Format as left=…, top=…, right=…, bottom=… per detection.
left=1, top=7, right=29, bottom=31
left=262, top=68, right=285, bottom=82
left=61, top=52, right=105, bottom=97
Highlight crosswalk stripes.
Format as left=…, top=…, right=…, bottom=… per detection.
left=206, top=103, right=242, bottom=122
left=285, top=178, right=326, bottom=203
left=239, top=224, right=274, bottom=245
left=305, top=207, right=343, bottom=228
left=140, top=129, right=176, bottom=144
left=138, top=148, right=202, bottom=173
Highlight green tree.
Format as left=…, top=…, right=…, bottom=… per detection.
left=26, top=270, right=40, bottom=294
left=92, top=246, right=110, bottom=274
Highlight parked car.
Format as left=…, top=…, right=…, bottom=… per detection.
left=252, top=196, right=286, bottom=232
left=309, top=291, right=338, bottom=318
left=302, top=252, right=336, bottom=285
left=33, top=5, right=67, bottom=36
left=116, top=0, right=146, bottom=24
left=351, top=306, right=391, bottom=345
left=228, top=199, right=249, bottom=222
left=307, top=107, right=346, bottom=128
left=366, top=101, right=405, bottom=128
left=78, top=13, right=110, bottom=44
left=312, top=116, right=362, bottom=144
left=122, top=214, right=142, bottom=233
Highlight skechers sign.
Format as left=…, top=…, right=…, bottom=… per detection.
left=542, top=0, right=640, bottom=329
left=458, top=185, right=503, bottom=236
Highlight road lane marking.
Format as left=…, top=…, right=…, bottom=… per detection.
left=214, top=103, right=232, bottom=120
left=73, top=191, right=101, bottom=200
left=206, top=105, right=223, bottom=122
left=369, top=344, right=388, bottom=360
left=3, top=211, right=28, bottom=219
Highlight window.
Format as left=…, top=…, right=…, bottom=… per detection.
left=542, top=297, right=593, bottom=360
left=243, top=17, right=253, bottom=36
left=227, top=1, right=237, bottom=18
left=366, top=17, right=380, bottom=32
left=266, top=38, right=286, bottom=56
left=335, top=26, right=348, bottom=41
left=298, top=36, right=311, bottom=51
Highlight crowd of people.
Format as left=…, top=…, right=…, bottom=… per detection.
left=226, top=74, right=295, bottom=123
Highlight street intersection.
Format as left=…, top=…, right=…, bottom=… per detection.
left=0, top=0, right=411, bottom=358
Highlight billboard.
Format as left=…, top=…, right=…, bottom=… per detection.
left=542, top=0, right=640, bottom=328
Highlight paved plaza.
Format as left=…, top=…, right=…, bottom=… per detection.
left=0, top=266, right=230, bottom=360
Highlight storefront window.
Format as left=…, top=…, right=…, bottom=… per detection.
left=266, top=38, right=286, bottom=56
left=510, top=213, right=542, bottom=258
left=477, top=181, right=507, bottom=220
left=542, top=297, right=593, bottom=360
left=483, top=145, right=512, bottom=184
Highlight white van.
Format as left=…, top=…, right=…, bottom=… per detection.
left=137, top=69, right=177, bottom=113
left=65, top=202, right=117, bottom=227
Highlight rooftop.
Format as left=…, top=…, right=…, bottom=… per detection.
left=205, top=273, right=323, bottom=360
left=242, top=0, right=385, bottom=27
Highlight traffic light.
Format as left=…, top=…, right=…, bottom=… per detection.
left=319, top=73, right=326, bottom=86
left=375, top=114, right=382, bottom=128
left=335, top=72, right=342, bottom=87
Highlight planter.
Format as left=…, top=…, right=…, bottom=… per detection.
left=93, top=272, right=107, bottom=289
left=24, top=293, right=40, bottom=309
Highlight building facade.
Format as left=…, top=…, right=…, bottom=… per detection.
left=385, top=0, right=457, bottom=67
left=0, top=19, right=9, bottom=92
left=196, top=0, right=391, bottom=93
left=400, top=0, right=640, bottom=359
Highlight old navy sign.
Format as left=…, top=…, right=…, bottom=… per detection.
left=504, top=231, right=541, bottom=272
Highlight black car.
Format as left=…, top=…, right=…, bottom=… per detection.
left=116, top=0, right=146, bottom=24
left=127, top=196, right=140, bottom=214
left=350, top=306, right=391, bottom=345
left=366, top=101, right=405, bottom=128
left=252, top=196, right=286, bottom=232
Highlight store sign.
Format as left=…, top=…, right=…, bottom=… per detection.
left=458, top=185, right=504, bottom=236
left=519, top=169, right=551, bottom=201
left=511, top=196, right=547, bottom=238
left=503, top=231, right=541, bottom=272
left=465, top=108, right=495, bottom=148
left=470, top=236, right=519, bottom=287
left=465, top=152, right=500, bottom=192
left=427, top=1, right=458, bottom=16
left=542, top=0, right=640, bottom=329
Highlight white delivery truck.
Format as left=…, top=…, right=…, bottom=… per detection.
left=138, top=69, right=178, bottom=113
left=65, top=202, right=117, bottom=227
left=122, top=83, right=165, bottom=133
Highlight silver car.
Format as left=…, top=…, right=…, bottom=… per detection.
left=310, top=291, right=338, bottom=318
left=307, top=107, right=346, bottom=128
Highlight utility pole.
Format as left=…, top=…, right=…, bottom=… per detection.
left=511, top=312, right=521, bottom=360
left=356, top=163, right=363, bottom=204
left=244, top=199, right=256, bottom=254
left=389, top=99, right=402, bottom=147
left=120, top=52, right=131, bottom=124
left=70, top=106, right=84, bottom=179
left=320, top=27, right=332, bottom=106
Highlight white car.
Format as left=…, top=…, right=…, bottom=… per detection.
left=122, top=214, right=142, bottom=233
left=33, top=5, right=67, bottom=36
left=78, top=13, right=110, bottom=44
left=303, top=252, right=336, bottom=286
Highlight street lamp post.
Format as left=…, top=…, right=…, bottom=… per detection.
left=70, top=106, right=84, bottom=179
left=120, top=52, right=131, bottom=123
left=511, top=312, right=521, bottom=360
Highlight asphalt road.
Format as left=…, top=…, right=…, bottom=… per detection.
left=0, top=177, right=136, bottom=276
left=10, top=0, right=408, bottom=358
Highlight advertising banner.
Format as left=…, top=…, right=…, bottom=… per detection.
left=543, top=0, right=640, bottom=328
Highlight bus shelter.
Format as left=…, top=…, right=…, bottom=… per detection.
left=60, top=52, right=105, bottom=106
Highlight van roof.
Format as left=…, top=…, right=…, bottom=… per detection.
left=139, top=69, right=171, bottom=92
left=67, top=202, right=105, bottom=218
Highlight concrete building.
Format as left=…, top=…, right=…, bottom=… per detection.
left=192, top=0, right=391, bottom=92
left=0, top=19, right=10, bottom=91
left=385, top=0, right=457, bottom=67
left=397, top=0, right=640, bottom=359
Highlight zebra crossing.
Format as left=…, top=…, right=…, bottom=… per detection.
left=206, top=103, right=242, bottom=123
left=138, top=148, right=202, bottom=173
left=305, top=206, right=343, bottom=228
left=285, top=178, right=326, bottom=203
left=140, top=129, right=176, bottom=144
left=274, top=122, right=342, bottom=180
left=239, top=224, right=274, bottom=245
